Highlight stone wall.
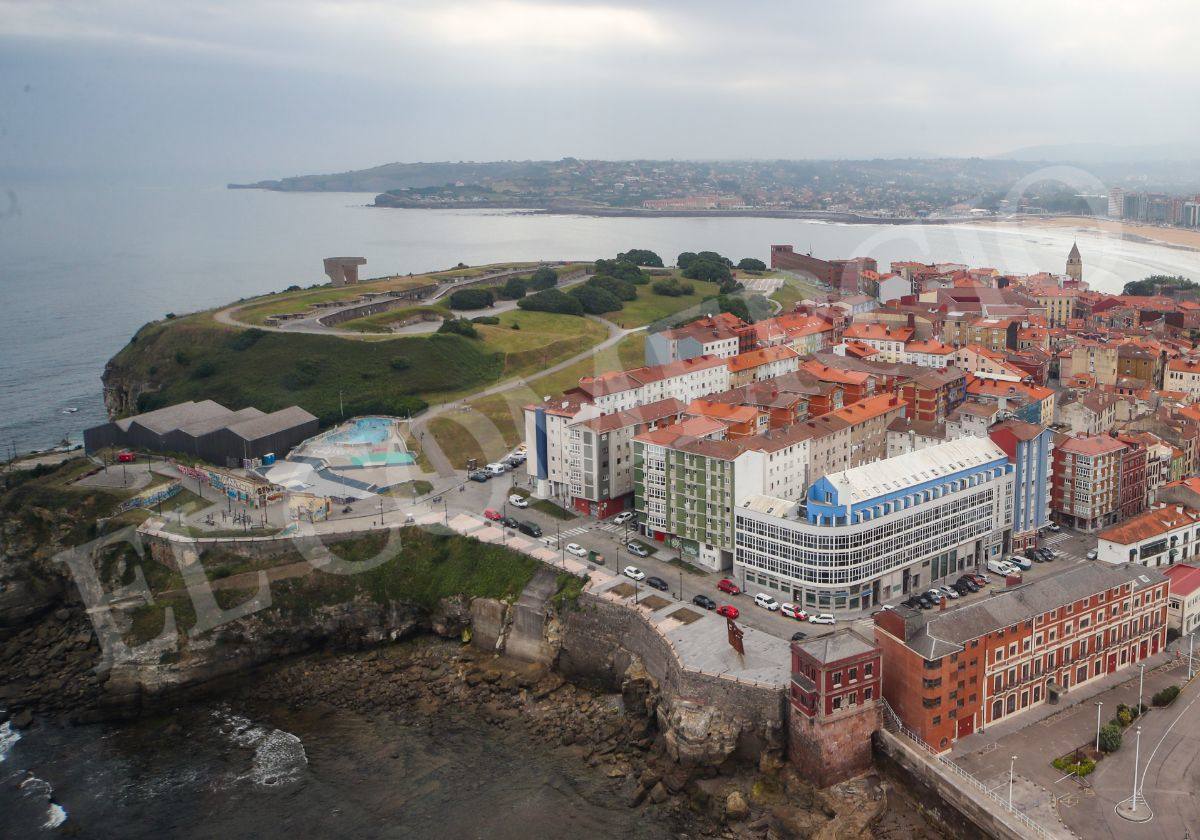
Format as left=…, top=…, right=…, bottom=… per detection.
left=789, top=704, right=880, bottom=788
left=556, top=592, right=787, bottom=763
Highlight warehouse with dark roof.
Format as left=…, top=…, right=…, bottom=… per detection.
left=84, top=400, right=318, bottom=466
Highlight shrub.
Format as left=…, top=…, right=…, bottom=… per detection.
left=1051, top=756, right=1096, bottom=777
left=173, top=350, right=191, bottom=366
left=164, top=312, right=176, bottom=320
left=683, top=257, right=733, bottom=284
left=190, top=361, right=217, bottom=379
left=470, top=315, right=500, bottom=325
left=511, top=322, right=521, bottom=330
left=737, top=257, right=767, bottom=272
left=1116, top=708, right=1133, bottom=727
left=499, top=277, right=527, bottom=299
left=390, top=357, right=411, bottom=371
left=228, top=328, right=266, bottom=351
left=1153, top=685, right=1181, bottom=707
left=1098, top=723, right=1123, bottom=753
left=518, top=288, right=584, bottom=316
left=616, top=249, right=663, bottom=268
left=437, top=318, right=479, bottom=339
left=569, top=284, right=623, bottom=314
left=594, top=258, right=647, bottom=284
left=448, top=288, right=494, bottom=310
left=652, top=278, right=694, bottom=297
left=529, top=267, right=559, bottom=290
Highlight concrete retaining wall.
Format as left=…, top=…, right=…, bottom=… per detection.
left=875, top=729, right=1036, bottom=840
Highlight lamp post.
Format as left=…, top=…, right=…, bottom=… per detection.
left=1131, top=725, right=1142, bottom=812
left=1138, top=662, right=1146, bottom=714
left=1190, top=632, right=1195, bottom=680
left=1008, top=755, right=1017, bottom=810
left=1095, top=701, right=1103, bottom=752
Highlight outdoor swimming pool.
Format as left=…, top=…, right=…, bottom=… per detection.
left=321, top=417, right=393, bottom=446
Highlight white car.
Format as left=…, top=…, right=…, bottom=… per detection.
left=987, top=557, right=1019, bottom=576
left=939, top=585, right=960, bottom=600
left=566, top=542, right=587, bottom=557
left=808, top=613, right=836, bottom=625
left=780, top=602, right=808, bottom=620
left=1009, top=555, right=1033, bottom=571
left=623, top=566, right=645, bottom=581
left=508, top=495, right=529, bottom=508
left=485, top=463, right=507, bottom=476
left=754, top=593, right=780, bottom=611
left=1086, top=549, right=1098, bottom=560
left=1048, top=523, right=1062, bottom=532
left=612, top=511, right=634, bottom=525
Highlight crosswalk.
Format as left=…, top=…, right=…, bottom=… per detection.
left=546, top=520, right=635, bottom=546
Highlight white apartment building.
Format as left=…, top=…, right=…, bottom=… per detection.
left=734, top=438, right=1014, bottom=615
left=1165, top=359, right=1200, bottom=399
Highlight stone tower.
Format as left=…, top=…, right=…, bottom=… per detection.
left=1066, top=242, right=1082, bottom=283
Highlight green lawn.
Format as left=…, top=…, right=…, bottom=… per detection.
left=234, top=275, right=439, bottom=325
left=608, top=278, right=723, bottom=328
left=770, top=274, right=825, bottom=311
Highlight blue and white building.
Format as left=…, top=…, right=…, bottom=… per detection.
left=734, top=437, right=1014, bottom=615
left=987, top=419, right=1054, bottom=551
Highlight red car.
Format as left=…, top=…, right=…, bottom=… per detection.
left=716, top=605, right=739, bottom=619
left=716, top=579, right=741, bottom=595
left=117, top=450, right=136, bottom=463
left=483, top=508, right=502, bottom=521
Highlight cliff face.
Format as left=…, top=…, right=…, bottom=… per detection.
left=101, top=355, right=158, bottom=419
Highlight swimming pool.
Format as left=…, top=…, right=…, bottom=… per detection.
left=321, top=417, right=393, bottom=446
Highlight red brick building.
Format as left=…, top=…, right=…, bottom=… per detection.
left=873, top=563, right=1168, bottom=753
left=899, top=367, right=967, bottom=423
left=788, top=630, right=881, bottom=786
left=769, top=246, right=878, bottom=294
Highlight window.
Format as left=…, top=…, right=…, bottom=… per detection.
left=849, top=667, right=858, bottom=682
left=864, top=662, right=874, bottom=677
left=832, top=671, right=843, bottom=686
left=864, top=687, right=873, bottom=700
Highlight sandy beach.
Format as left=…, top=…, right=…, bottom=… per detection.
left=966, top=215, right=1200, bottom=253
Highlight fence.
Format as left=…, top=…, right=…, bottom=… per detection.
left=879, top=699, right=1051, bottom=840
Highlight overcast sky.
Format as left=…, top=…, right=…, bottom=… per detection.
left=3, top=0, right=1199, bottom=180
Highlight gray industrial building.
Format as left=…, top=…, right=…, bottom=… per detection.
left=84, top=400, right=318, bottom=466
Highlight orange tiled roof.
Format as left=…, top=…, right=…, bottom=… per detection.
left=1099, top=505, right=1200, bottom=546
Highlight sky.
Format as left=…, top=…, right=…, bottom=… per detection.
left=2, top=0, right=1200, bottom=181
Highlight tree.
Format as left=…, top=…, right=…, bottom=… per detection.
left=499, top=277, right=528, bottom=299
left=737, top=257, right=766, bottom=272
left=594, top=258, right=647, bottom=285
left=518, top=288, right=585, bottom=316
left=569, top=284, right=623, bottom=314
left=1098, top=723, right=1122, bottom=753
left=529, top=266, right=559, bottom=290
left=697, top=250, right=733, bottom=267
left=676, top=251, right=698, bottom=270
left=617, top=249, right=663, bottom=268
left=448, top=288, right=494, bottom=310
left=1122, top=275, right=1196, bottom=296
left=716, top=294, right=750, bottom=323
left=683, top=258, right=733, bottom=284
left=587, top=274, right=638, bottom=301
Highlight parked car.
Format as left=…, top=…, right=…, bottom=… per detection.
left=117, top=450, right=136, bottom=463
left=753, top=593, right=780, bottom=611
left=517, top=521, right=542, bottom=538
left=625, top=541, right=650, bottom=558
left=502, top=515, right=519, bottom=529
left=646, top=576, right=669, bottom=592
left=612, top=511, right=634, bottom=525
left=987, top=557, right=1019, bottom=576
left=938, top=586, right=960, bottom=600
left=1035, top=548, right=1053, bottom=562
left=566, top=542, right=587, bottom=557
left=483, top=508, right=502, bottom=521
left=808, top=613, right=836, bottom=625
left=968, top=573, right=989, bottom=586
left=716, top=605, right=740, bottom=619
left=469, top=470, right=490, bottom=483
left=790, top=631, right=808, bottom=642
left=716, top=578, right=742, bottom=595
left=916, top=594, right=934, bottom=609
left=485, top=463, right=507, bottom=476
left=901, top=597, right=922, bottom=610
left=692, top=594, right=716, bottom=610
left=508, top=494, right=529, bottom=508
left=1048, top=523, right=1062, bottom=532
left=1010, top=555, right=1033, bottom=571
left=623, top=566, right=645, bottom=581
left=1086, top=549, right=1098, bottom=560
left=956, top=578, right=979, bottom=593
left=780, top=603, right=808, bottom=621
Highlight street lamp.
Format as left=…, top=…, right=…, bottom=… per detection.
left=1094, top=701, right=1103, bottom=752
left=1131, top=725, right=1142, bottom=812
left=1138, top=662, right=1146, bottom=714
left=1008, top=755, right=1017, bottom=810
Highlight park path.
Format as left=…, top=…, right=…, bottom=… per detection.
left=412, top=316, right=645, bottom=478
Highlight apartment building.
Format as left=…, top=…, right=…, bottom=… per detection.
left=900, top=367, right=967, bottom=423
left=1165, top=358, right=1200, bottom=398
left=572, top=355, right=730, bottom=415
left=1096, top=504, right=1200, bottom=567
left=901, top=340, right=957, bottom=368
left=726, top=345, right=801, bottom=387
left=1051, top=434, right=1126, bottom=531
left=733, top=438, right=1013, bottom=615
left=1162, top=564, right=1200, bottom=635
left=989, top=420, right=1055, bottom=552
left=643, top=314, right=747, bottom=366
left=832, top=394, right=907, bottom=467
left=874, top=563, right=1168, bottom=752
left=841, top=323, right=913, bottom=362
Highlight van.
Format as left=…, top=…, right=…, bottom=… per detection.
left=486, top=463, right=507, bottom=477
left=517, top=521, right=542, bottom=538
left=987, top=557, right=1017, bottom=576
